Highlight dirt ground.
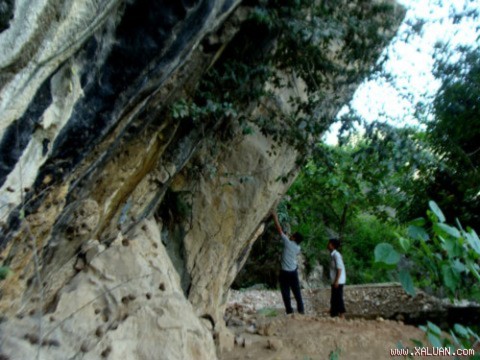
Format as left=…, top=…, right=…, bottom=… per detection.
left=220, top=289, right=465, bottom=360
left=221, top=315, right=442, bottom=360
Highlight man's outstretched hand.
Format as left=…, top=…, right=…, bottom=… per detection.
left=271, top=210, right=283, bottom=235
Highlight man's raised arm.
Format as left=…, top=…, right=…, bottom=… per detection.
left=271, top=210, right=283, bottom=235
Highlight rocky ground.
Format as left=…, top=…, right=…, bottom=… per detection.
left=220, top=287, right=478, bottom=360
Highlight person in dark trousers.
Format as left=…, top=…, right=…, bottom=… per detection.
left=272, top=210, right=305, bottom=315
left=328, top=238, right=346, bottom=318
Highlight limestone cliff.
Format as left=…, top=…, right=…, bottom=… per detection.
left=0, top=0, right=404, bottom=358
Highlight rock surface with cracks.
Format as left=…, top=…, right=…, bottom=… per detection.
left=0, top=0, right=404, bottom=358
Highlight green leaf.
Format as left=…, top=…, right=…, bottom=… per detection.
left=409, top=217, right=426, bottom=227
left=452, top=259, right=467, bottom=273
left=441, top=264, right=459, bottom=293
left=374, top=243, right=400, bottom=265
left=465, top=229, right=480, bottom=254
left=449, top=329, right=461, bottom=347
left=427, top=332, right=442, bottom=348
left=427, top=322, right=442, bottom=337
left=399, top=269, right=415, bottom=296
left=434, top=223, right=461, bottom=238
left=408, top=225, right=429, bottom=241
left=411, top=339, right=423, bottom=347
left=453, top=324, right=469, bottom=338
left=429, top=200, right=446, bottom=223
left=398, top=236, right=411, bottom=253
left=440, top=236, right=462, bottom=258
left=467, top=261, right=480, bottom=282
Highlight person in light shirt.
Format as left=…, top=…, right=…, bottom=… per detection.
left=328, top=238, right=346, bottom=318
left=272, top=210, right=305, bottom=315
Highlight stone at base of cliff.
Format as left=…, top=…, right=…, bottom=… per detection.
left=215, top=324, right=235, bottom=354
left=0, top=219, right=217, bottom=360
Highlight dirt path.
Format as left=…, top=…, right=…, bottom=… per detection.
left=221, top=289, right=461, bottom=360
left=221, top=315, right=438, bottom=360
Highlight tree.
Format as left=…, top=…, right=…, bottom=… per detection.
left=409, top=46, right=480, bottom=229
left=283, top=140, right=411, bottom=283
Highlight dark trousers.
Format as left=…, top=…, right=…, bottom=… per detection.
left=330, top=284, right=346, bottom=317
left=279, top=269, right=304, bottom=314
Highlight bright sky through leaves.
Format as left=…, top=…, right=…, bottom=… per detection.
left=324, top=0, right=480, bottom=145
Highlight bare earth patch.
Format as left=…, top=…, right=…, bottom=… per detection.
left=221, top=289, right=456, bottom=360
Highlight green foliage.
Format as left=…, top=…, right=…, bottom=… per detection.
left=374, top=201, right=480, bottom=301
left=328, top=346, right=341, bottom=360
left=398, top=268, right=415, bottom=296
left=286, top=142, right=404, bottom=283
left=336, top=46, right=480, bottom=234
left=342, top=214, right=400, bottom=284
left=374, top=243, right=400, bottom=266
left=0, top=266, right=11, bottom=280
left=416, top=322, right=480, bottom=360
left=339, top=118, right=439, bottom=224
left=169, top=0, right=401, bottom=157
left=287, top=142, right=408, bottom=238
left=408, top=46, right=480, bottom=230
left=375, top=203, right=480, bottom=356
left=257, top=307, right=279, bottom=318
left=431, top=47, right=480, bottom=170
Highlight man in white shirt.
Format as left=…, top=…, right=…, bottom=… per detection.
left=272, top=211, right=305, bottom=315
left=328, top=238, right=346, bottom=318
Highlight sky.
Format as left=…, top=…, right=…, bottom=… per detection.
left=323, top=0, right=480, bottom=144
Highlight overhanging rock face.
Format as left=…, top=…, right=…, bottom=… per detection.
left=0, top=220, right=219, bottom=359
left=0, top=1, right=404, bottom=358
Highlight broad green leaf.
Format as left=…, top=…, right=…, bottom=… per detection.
left=453, top=324, right=469, bottom=338
left=465, top=229, right=480, bottom=254
left=398, top=236, right=411, bottom=253
left=440, top=236, right=461, bottom=258
left=467, top=261, right=480, bottom=282
left=455, top=219, right=465, bottom=232
left=427, top=332, right=443, bottom=348
left=399, top=269, right=415, bottom=296
left=408, top=225, right=429, bottom=241
left=374, top=243, right=400, bottom=265
left=441, top=264, right=459, bottom=293
left=452, top=259, right=467, bottom=273
left=449, top=329, right=460, bottom=347
left=411, top=339, right=424, bottom=347
left=435, top=223, right=461, bottom=239
left=409, top=217, right=426, bottom=227
left=429, top=201, right=446, bottom=223
left=427, top=321, right=442, bottom=337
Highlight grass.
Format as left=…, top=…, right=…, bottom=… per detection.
left=257, top=307, right=279, bottom=318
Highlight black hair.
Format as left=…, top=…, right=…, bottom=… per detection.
left=328, top=238, right=341, bottom=250
left=292, top=232, right=304, bottom=244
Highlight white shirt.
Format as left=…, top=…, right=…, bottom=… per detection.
left=280, top=232, right=300, bottom=271
left=330, top=249, right=346, bottom=285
